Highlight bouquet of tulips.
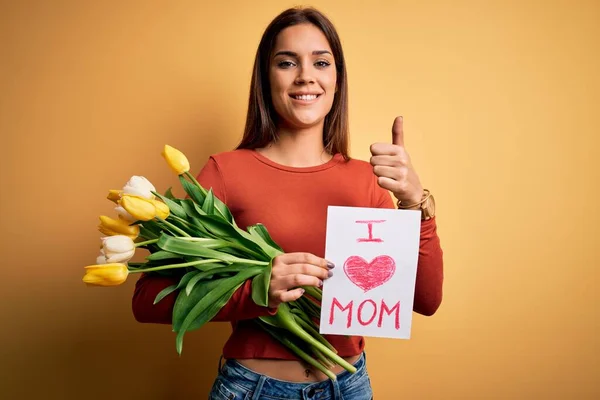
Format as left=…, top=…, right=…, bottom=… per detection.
left=82, top=145, right=356, bottom=380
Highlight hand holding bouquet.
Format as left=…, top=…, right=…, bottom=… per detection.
left=82, top=145, right=356, bottom=380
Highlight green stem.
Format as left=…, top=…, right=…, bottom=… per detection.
left=231, top=258, right=269, bottom=266
left=313, top=347, right=334, bottom=369
left=296, top=296, right=321, bottom=320
left=156, top=217, right=190, bottom=237
left=258, top=321, right=337, bottom=381
left=303, top=286, right=323, bottom=302
left=134, top=239, right=159, bottom=247
left=276, top=306, right=357, bottom=374
left=292, top=313, right=336, bottom=353
left=185, top=172, right=207, bottom=196
left=128, top=258, right=221, bottom=274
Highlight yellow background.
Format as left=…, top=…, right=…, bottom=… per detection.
left=1, top=0, right=598, bottom=398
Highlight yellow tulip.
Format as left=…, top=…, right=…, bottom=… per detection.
left=152, top=199, right=170, bottom=220
left=83, top=263, right=129, bottom=286
left=98, top=215, right=139, bottom=239
left=107, top=190, right=122, bottom=204
left=162, top=144, right=190, bottom=175
left=119, top=195, right=156, bottom=221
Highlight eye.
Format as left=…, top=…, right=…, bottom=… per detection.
left=315, top=60, right=331, bottom=68
left=277, top=60, right=296, bottom=69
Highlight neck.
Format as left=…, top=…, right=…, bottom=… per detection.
left=257, top=122, right=332, bottom=167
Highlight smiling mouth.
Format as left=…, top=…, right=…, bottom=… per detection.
left=290, top=94, right=321, bottom=101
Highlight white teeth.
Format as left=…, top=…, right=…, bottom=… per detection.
left=293, top=94, right=318, bottom=100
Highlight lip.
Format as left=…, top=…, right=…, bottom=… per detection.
left=289, top=93, right=322, bottom=104
left=289, top=92, right=323, bottom=96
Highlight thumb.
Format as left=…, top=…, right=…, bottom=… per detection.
left=392, top=116, right=404, bottom=146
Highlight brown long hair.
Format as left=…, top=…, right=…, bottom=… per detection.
left=236, top=7, right=350, bottom=159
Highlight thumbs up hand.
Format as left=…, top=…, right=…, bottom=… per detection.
left=370, top=116, right=424, bottom=207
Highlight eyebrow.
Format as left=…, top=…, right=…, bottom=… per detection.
left=273, top=50, right=333, bottom=57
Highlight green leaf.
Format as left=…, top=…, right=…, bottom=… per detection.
left=167, top=216, right=206, bottom=238
left=164, top=187, right=176, bottom=200
left=138, top=224, right=159, bottom=240
left=176, top=270, right=200, bottom=289
left=187, top=284, right=240, bottom=332
left=201, top=188, right=215, bottom=215
left=173, top=279, right=222, bottom=332
left=212, top=197, right=235, bottom=225
left=157, top=234, right=242, bottom=263
left=180, top=199, right=205, bottom=219
left=179, top=175, right=205, bottom=205
left=152, top=192, right=187, bottom=219
left=251, top=261, right=272, bottom=307
left=190, top=262, right=225, bottom=272
left=196, top=214, right=270, bottom=260
left=153, top=271, right=200, bottom=305
left=248, top=223, right=284, bottom=252
left=154, top=284, right=177, bottom=304
left=174, top=267, right=261, bottom=354
left=186, top=263, right=256, bottom=295
left=146, top=250, right=182, bottom=261
left=236, top=226, right=280, bottom=259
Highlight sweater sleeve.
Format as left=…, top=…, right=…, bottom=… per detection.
left=373, top=184, right=444, bottom=316
left=131, top=156, right=277, bottom=325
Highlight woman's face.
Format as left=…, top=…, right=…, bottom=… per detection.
left=269, top=23, right=337, bottom=130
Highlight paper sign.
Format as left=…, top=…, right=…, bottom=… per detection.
left=319, top=206, right=421, bottom=339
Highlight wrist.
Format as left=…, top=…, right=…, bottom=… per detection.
left=397, top=189, right=436, bottom=220
left=396, top=189, right=424, bottom=209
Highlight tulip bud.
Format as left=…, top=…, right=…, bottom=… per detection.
left=123, top=176, right=156, bottom=199
left=119, top=195, right=156, bottom=221
left=101, top=235, right=135, bottom=263
left=83, top=263, right=129, bottom=286
left=152, top=199, right=170, bottom=220
left=106, top=190, right=122, bottom=204
left=162, top=145, right=190, bottom=175
left=98, top=215, right=140, bottom=239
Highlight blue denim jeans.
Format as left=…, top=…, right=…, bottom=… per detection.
left=208, top=352, right=373, bottom=400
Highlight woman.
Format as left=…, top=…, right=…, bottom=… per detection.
left=132, top=6, right=443, bottom=399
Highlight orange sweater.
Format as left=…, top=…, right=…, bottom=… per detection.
left=132, top=149, right=444, bottom=359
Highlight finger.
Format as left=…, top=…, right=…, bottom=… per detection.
left=278, top=287, right=306, bottom=303
left=278, top=252, right=332, bottom=269
left=282, top=263, right=332, bottom=281
left=372, top=165, right=406, bottom=180
left=392, top=116, right=404, bottom=147
left=370, top=143, right=399, bottom=156
left=370, top=154, right=409, bottom=167
left=377, top=176, right=409, bottom=193
left=280, top=274, right=324, bottom=290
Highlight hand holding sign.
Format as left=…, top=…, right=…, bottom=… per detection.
left=268, top=252, right=332, bottom=308
left=370, top=116, right=424, bottom=207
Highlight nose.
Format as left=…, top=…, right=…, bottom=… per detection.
left=294, top=62, right=315, bottom=85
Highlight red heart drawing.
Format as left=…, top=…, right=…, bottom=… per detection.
left=343, top=255, right=396, bottom=292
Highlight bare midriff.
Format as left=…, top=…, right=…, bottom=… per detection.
left=236, top=354, right=361, bottom=382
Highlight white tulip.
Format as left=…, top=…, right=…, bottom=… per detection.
left=114, top=205, right=135, bottom=222
left=122, top=176, right=156, bottom=199
left=96, top=249, right=108, bottom=264
left=101, top=235, right=135, bottom=263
